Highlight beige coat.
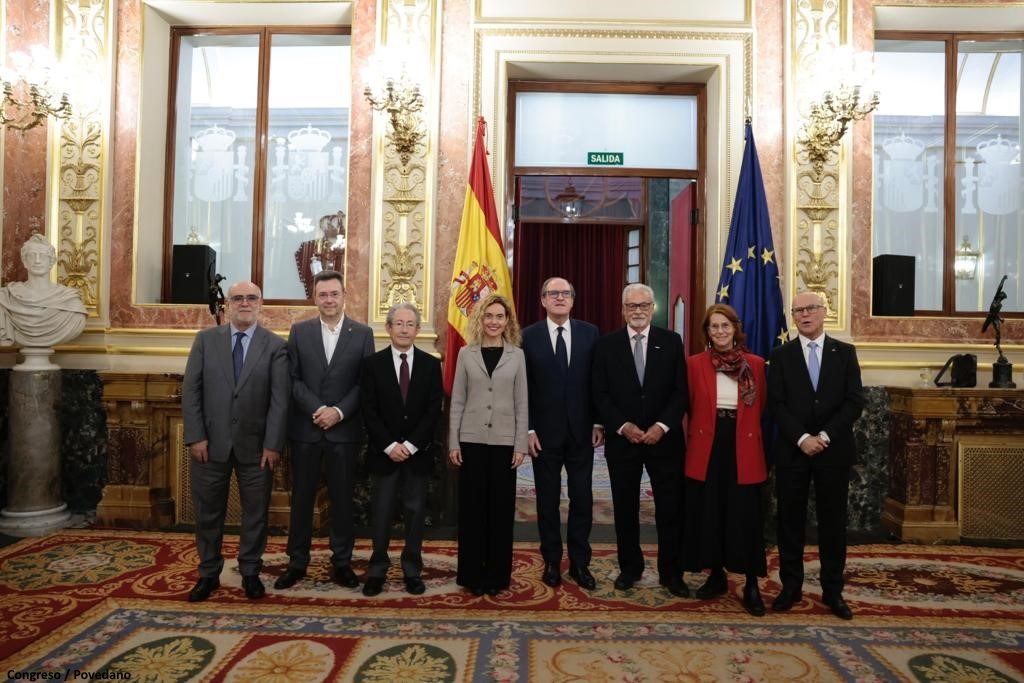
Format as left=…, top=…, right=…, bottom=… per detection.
left=448, top=342, right=529, bottom=453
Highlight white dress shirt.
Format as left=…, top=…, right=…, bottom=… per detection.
left=321, top=315, right=345, bottom=420
left=546, top=317, right=572, bottom=361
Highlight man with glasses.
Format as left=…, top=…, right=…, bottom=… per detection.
left=768, top=291, right=864, bottom=620
left=521, top=277, right=603, bottom=590
left=182, top=281, right=289, bottom=602
left=359, top=303, right=443, bottom=596
left=592, top=283, right=689, bottom=597
left=275, top=269, right=375, bottom=592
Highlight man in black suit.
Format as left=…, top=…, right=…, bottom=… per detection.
left=182, top=281, right=289, bottom=602
left=522, top=277, right=603, bottom=590
left=768, top=290, right=864, bottom=620
left=592, top=283, right=689, bottom=597
left=274, top=270, right=375, bottom=591
left=359, top=303, right=443, bottom=597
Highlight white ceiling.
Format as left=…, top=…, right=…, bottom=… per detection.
left=875, top=6, right=1024, bottom=32
left=144, top=1, right=351, bottom=26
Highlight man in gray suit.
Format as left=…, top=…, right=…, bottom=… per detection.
left=275, top=269, right=375, bottom=590
left=182, top=280, right=289, bottom=602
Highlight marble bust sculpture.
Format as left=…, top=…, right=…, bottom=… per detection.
left=0, top=234, right=87, bottom=347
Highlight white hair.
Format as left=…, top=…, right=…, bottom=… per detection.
left=622, top=282, right=654, bottom=304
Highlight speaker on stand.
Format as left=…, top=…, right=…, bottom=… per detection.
left=171, top=245, right=216, bottom=304
left=872, top=254, right=915, bottom=316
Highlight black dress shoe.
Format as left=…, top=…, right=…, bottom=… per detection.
left=568, top=564, right=597, bottom=590
left=743, top=582, right=766, bottom=616
left=485, top=586, right=501, bottom=596
left=542, top=561, right=562, bottom=587
left=824, top=595, right=853, bottom=620
left=613, top=573, right=639, bottom=591
left=771, top=587, right=802, bottom=612
left=696, top=569, right=728, bottom=600
left=242, top=575, right=265, bottom=599
left=404, top=576, right=426, bottom=595
left=469, top=586, right=485, bottom=597
left=362, top=577, right=384, bottom=597
left=660, top=577, right=690, bottom=598
left=187, top=577, right=219, bottom=602
left=334, top=565, right=360, bottom=588
left=273, top=568, right=305, bottom=590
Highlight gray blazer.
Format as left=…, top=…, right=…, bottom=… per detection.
left=182, top=324, right=290, bottom=462
left=287, top=314, right=375, bottom=444
left=448, top=342, right=529, bottom=453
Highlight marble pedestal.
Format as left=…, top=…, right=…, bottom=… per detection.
left=0, top=348, right=71, bottom=536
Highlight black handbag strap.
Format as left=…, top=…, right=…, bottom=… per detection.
left=933, top=355, right=956, bottom=387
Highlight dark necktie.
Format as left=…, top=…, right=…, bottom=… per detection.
left=555, top=326, right=568, bottom=373
left=233, top=331, right=245, bottom=383
left=399, top=352, right=410, bottom=402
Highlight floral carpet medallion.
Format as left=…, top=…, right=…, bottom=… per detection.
left=801, top=553, right=1024, bottom=613
left=0, top=539, right=158, bottom=590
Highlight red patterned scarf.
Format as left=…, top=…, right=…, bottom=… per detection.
left=709, top=346, right=757, bottom=406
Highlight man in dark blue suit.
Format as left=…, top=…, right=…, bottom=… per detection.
left=768, top=290, right=864, bottom=620
left=522, top=277, right=603, bottom=590
left=592, top=283, right=689, bottom=597
left=274, top=270, right=375, bottom=591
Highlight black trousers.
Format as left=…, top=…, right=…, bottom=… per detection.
left=605, top=440, right=683, bottom=581
left=456, top=442, right=516, bottom=590
left=286, top=439, right=358, bottom=570
left=367, top=466, right=428, bottom=579
left=532, top=433, right=594, bottom=568
left=775, top=463, right=849, bottom=598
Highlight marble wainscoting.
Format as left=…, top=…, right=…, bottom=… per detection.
left=0, top=370, right=108, bottom=513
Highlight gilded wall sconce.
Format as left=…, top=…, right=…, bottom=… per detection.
left=364, top=72, right=424, bottom=168
left=0, top=47, right=73, bottom=130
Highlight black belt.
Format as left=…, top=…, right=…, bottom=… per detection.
left=716, top=408, right=737, bottom=418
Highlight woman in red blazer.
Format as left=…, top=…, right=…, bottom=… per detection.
left=683, top=304, right=768, bottom=615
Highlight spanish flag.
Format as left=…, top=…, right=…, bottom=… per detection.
left=443, top=116, right=515, bottom=394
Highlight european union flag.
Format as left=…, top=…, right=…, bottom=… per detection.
left=715, top=121, right=788, bottom=359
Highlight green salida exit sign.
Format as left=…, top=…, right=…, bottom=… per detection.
left=588, top=152, right=623, bottom=166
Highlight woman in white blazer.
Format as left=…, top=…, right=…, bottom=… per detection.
left=448, top=293, right=528, bottom=596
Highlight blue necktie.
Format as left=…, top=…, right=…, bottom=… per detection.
left=555, top=326, right=568, bottom=374
left=233, top=331, right=245, bottom=383
left=807, top=341, right=820, bottom=390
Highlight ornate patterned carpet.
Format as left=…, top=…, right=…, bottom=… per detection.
left=2, top=530, right=1023, bottom=681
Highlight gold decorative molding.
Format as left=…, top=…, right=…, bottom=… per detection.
left=53, top=0, right=112, bottom=318
left=369, top=0, right=438, bottom=325
left=791, top=0, right=845, bottom=325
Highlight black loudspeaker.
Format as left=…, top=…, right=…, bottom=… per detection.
left=872, top=254, right=915, bottom=316
left=171, top=245, right=216, bottom=304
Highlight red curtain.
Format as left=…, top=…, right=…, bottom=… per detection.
left=513, top=222, right=628, bottom=333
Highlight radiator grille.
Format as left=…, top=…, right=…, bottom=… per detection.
left=959, top=439, right=1024, bottom=541
left=174, top=422, right=243, bottom=526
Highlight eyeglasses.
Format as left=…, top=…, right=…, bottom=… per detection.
left=791, top=304, right=824, bottom=315
left=229, top=294, right=261, bottom=303
left=624, top=302, right=653, bottom=312
left=543, top=290, right=574, bottom=299
left=316, top=291, right=342, bottom=300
